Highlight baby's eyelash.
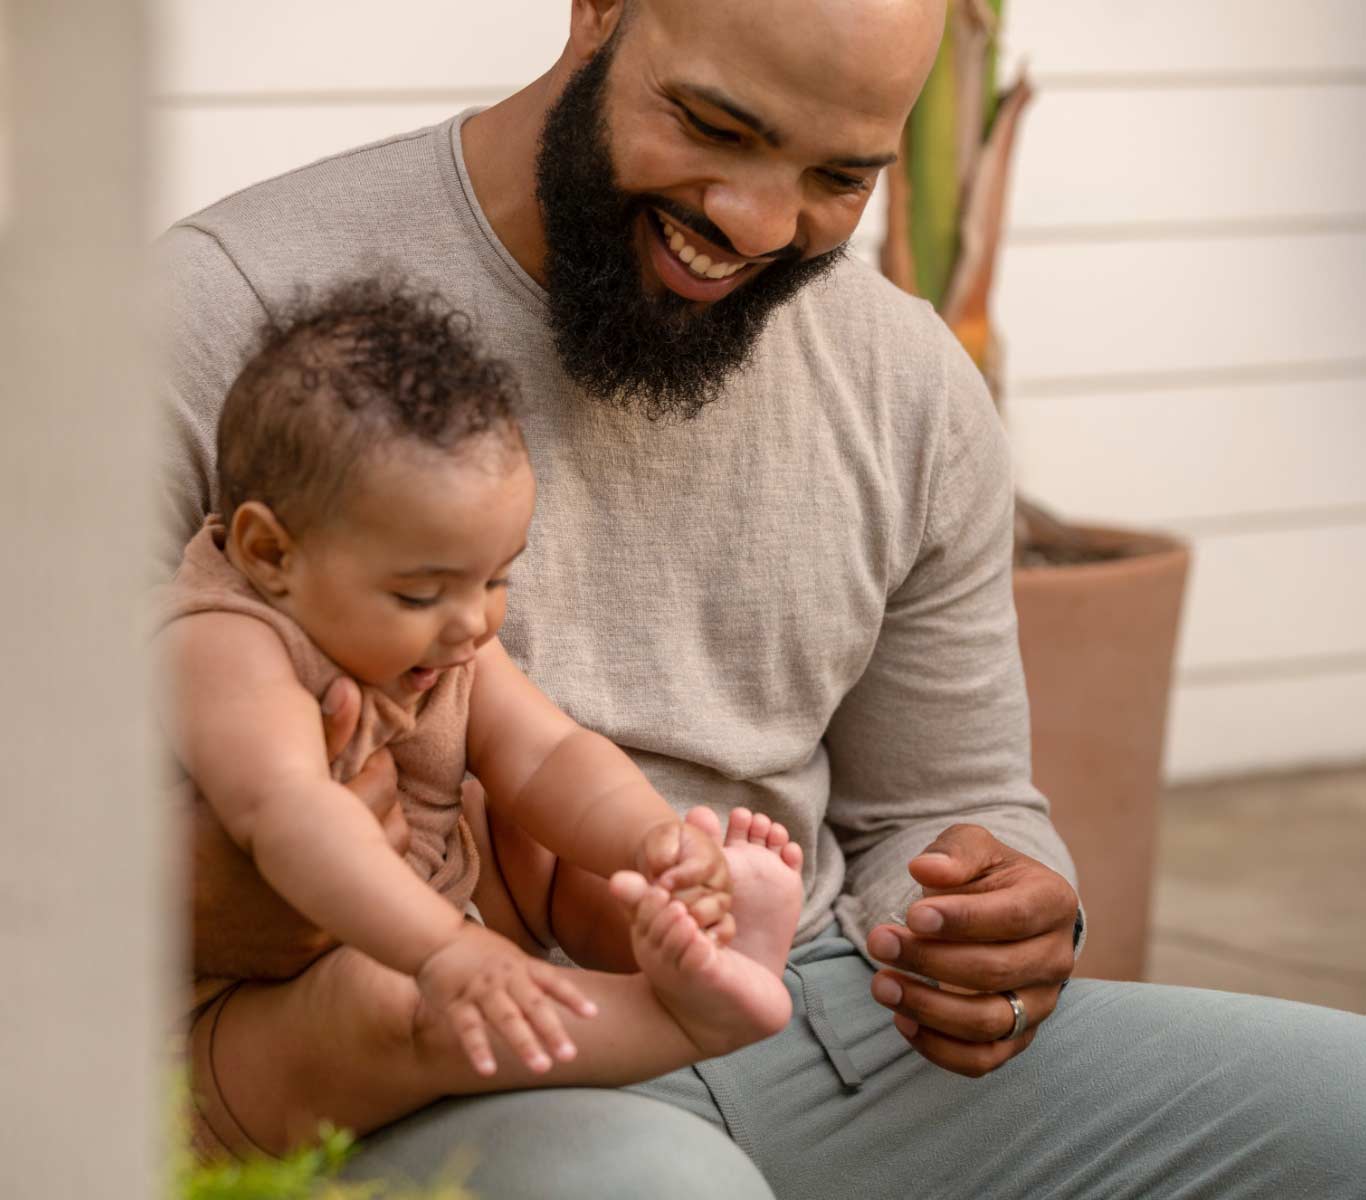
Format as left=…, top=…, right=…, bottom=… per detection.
left=393, top=593, right=439, bottom=608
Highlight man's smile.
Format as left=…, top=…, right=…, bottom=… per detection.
left=641, top=208, right=761, bottom=303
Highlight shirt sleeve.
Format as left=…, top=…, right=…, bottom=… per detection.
left=153, top=223, right=270, bottom=577
left=826, top=330, right=1081, bottom=953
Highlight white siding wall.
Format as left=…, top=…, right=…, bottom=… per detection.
left=997, top=1, right=1366, bottom=780
left=152, top=2, right=1366, bottom=781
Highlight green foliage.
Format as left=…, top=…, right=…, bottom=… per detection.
left=900, top=0, right=1011, bottom=309
left=176, top=1125, right=371, bottom=1200
left=982, top=0, right=1004, bottom=133
left=168, top=1074, right=478, bottom=1200
left=905, top=12, right=962, bottom=308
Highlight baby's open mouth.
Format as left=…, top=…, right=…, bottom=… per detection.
left=405, top=666, right=441, bottom=691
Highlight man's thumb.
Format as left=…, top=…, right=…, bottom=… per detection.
left=320, top=675, right=361, bottom=761
left=907, top=824, right=988, bottom=888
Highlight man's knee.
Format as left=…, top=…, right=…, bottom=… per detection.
left=345, top=1087, right=775, bottom=1199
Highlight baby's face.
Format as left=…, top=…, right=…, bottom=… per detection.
left=281, top=440, right=535, bottom=706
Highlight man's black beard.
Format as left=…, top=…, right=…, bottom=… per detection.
left=534, top=42, right=846, bottom=421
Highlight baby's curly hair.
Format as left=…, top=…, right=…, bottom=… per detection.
left=216, top=276, right=524, bottom=533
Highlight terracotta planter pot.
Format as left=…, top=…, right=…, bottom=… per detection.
left=1013, top=526, right=1191, bottom=982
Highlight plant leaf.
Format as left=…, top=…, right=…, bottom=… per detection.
left=940, top=70, right=1033, bottom=367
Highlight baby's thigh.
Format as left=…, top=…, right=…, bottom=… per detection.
left=197, top=948, right=430, bottom=1155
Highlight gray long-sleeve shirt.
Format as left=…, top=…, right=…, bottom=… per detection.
left=157, top=111, right=1076, bottom=949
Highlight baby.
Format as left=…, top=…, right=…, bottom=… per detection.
left=157, top=278, right=804, bottom=1159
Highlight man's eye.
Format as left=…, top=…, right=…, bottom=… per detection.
left=822, top=170, right=870, bottom=193
left=681, top=108, right=741, bottom=144
left=393, top=593, right=439, bottom=608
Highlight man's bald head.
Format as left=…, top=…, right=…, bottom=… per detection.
left=621, top=0, right=943, bottom=125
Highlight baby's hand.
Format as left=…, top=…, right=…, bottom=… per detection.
left=635, top=816, right=735, bottom=944
left=414, top=924, right=597, bottom=1077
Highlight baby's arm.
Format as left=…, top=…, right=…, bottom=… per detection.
left=159, top=613, right=592, bottom=1068
left=465, top=638, right=732, bottom=934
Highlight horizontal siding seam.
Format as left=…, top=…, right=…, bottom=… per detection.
left=1179, top=655, right=1366, bottom=688
left=152, top=86, right=510, bottom=109
left=1009, top=215, right=1366, bottom=246
left=1011, top=358, right=1366, bottom=399
left=1162, top=506, right=1366, bottom=539
left=1021, top=69, right=1366, bottom=91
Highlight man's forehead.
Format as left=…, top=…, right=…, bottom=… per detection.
left=637, top=0, right=942, bottom=123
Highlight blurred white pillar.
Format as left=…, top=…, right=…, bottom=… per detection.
left=0, top=2, right=166, bottom=1197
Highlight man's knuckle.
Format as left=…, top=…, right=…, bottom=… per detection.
left=978, top=959, right=1013, bottom=992
left=999, top=892, right=1032, bottom=931
left=1048, top=944, right=1077, bottom=980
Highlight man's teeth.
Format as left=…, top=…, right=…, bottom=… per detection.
left=661, top=219, right=744, bottom=280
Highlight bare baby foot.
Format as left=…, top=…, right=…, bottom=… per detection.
left=609, top=871, right=793, bottom=1058
left=685, top=806, right=804, bottom=976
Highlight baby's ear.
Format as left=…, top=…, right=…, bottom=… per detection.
left=229, top=501, right=294, bottom=596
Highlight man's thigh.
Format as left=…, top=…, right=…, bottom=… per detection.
left=343, top=1087, right=776, bottom=1199
left=343, top=930, right=1366, bottom=1199
left=633, top=933, right=1366, bottom=1200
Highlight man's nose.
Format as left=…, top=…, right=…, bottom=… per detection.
left=703, top=178, right=801, bottom=261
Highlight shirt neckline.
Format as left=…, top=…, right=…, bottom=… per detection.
left=437, top=107, right=550, bottom=314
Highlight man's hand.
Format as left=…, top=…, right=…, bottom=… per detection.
left=190, top=676, right=408, bottom=979
left=866, top=823, right=1078, bottom=1078
left=635, top=816, right=735, bottom=944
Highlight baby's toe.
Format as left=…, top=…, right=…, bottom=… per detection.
left=748, top=812, right=772, bottom=845
left=646, top=896, right=687, bottom=945
left=684, top=806, right=723, bottom=841
left=766, top=821, right=790, bottom=851
left=780, top=842, right=804, bottom=871
left=661, top=910, right=699, bottom=962
left=609, top=870, right=649, bottom=910
left=725, top=807, right=754, bottom=845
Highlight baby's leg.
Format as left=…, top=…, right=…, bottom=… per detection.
left=193, top=928, right=786, bottom=1158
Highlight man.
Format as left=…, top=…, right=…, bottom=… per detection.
left=161, top=1, right=1366, bottom=1195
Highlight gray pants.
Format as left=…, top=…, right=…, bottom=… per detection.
left=347, top=928, right=1366, bottom=1198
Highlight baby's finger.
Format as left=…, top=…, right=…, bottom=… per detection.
left=484, top=991, right=553, bottom=1074
left=511, top=977, right=578, bottom=1063
left=684, top=892, right=732, bottom=930
left=451, top=1004, right=497, bottom=1077
left=656, top=856, right=714, bottom=891
left=642, top=823, right=682, bottom=876
left=529, top=961, right=599, bottom=1019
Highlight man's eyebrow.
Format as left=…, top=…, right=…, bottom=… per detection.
left=673, top=83, right=784, bottom=148
left=671, top=83, right=897, bottom=169
left=827, top=152, right=899, bottom=169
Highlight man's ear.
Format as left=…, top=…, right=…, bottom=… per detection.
left=228, top=501, right=296, bottom=597
left=568, top=0, right=629, bottom=63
